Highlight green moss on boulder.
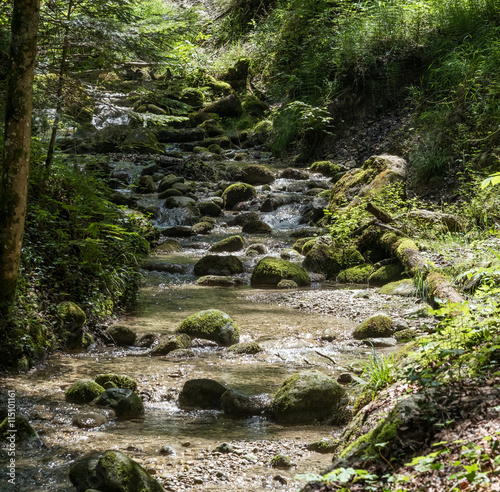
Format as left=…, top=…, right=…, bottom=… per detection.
left=302, top=245, right=364, bottom=279
left=193, top=255, right=244, bottom=276
left=292, top=237, right=315, bottom=254
left=210, top=235, right=245, bottom=253
left=352, top=313, right=393, bottom=339
left=222, top=182, right=257, bottom=209
left=94, top=374, right=138, bottom=391
left=251, top=257, right=311, bottom=287
left=337, top=263, right=374, bottom=283
left=310, top=161, right=341, bottom=178
left=238, top=164, right=275, bottom=185
left=65, top=379, right=106, bottom=403
left=368, top=263, right=406, bottom=286
left=271, top=370, right=346, bottom=424
left=176, top=309, right=240, bottom=346
left=106, top=325, right=136, bottom=346
left=150, top=334, right=192, bottom=356
left=192, top=221, right=214, bottom=235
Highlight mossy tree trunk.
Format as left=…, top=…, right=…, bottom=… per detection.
left=0, top=0, right=40, bottom=317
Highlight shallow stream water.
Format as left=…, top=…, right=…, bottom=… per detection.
left=1, top=156, right=392, bottom=491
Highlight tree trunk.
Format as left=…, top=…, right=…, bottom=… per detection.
left=45, top=0, right=73, bottom=168
left=0, top=0, right=40, bottom=317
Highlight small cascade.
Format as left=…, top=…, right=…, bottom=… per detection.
left=91, top=92, right=131, bottom=129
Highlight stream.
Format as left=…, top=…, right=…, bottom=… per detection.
left=0, top=149, right=408, bottom=491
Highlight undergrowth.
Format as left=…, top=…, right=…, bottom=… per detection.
left=0, top=154, right=153, bottom=367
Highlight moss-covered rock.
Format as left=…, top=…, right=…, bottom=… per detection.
left=95, top=388, right=144, bottom=418
left=202, top=94, right=242, bottom=117
left=69, top=450, right=164, bottom=492
left=197, top=200, right=222, bottom=217
left=164, top=196, right=197, bottom=209
left=368, top=263, right=406, bottom=286
left=158, top=174, right=184, bottom=193
left=271, top=370, right=346, bottom=424
left=238, top=164, right=275, bottom=185
left=302, top=245, right=364, bottom=279
left=196, top=275, right=242, bottom=287
left=65, top=379, right=106, bottom=404
left=352, top=313, right=393, bottom=339
left=193, top=255, right=244, bottom=276
left=155, top=239, right=183, bottom=254
left=209, top=235, right=245, bottom=253
left=158, top=187, right=184, bottom=199
left=135, top=175, right=156, bottom=193
left=337, top=263, right=374, bottom=283
left=245, top=243, right=268, bottom=256
left=227, top=341, right=263, bottom=355
left=242, top=220, right=273, bottom=234
left=150, top=334, right=192, bottom=356
left=94, top=374, right=137, bottom=391
left=58, top=301, right=87, bottom=349
left=329, top=154, right=407, bottom=208
left=310, top=161, right=341, bottom=178
left=176, top=309, right=240, bottom=346
left=0, top=415, right=38, bottom=441
left=192, top=221, right=214, bottom=235
left=106, top=325, right=136, bottom=346
left=222, top=182, right=257, bottom=209
left=178, top=378, right=228, bottom=409
left=378, top=279, right=417, bottom=297
left=251, top=257, right=311, bottom=287
left=199, top=118, right=224, bottom=137
left=292, top=237, right=315, bottom=254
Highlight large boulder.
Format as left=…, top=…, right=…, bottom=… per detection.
left=201, top=94, right=242, bottom=117
left=272, top=370, right=346, bottom=424
left=94, top=388, right=144, bottom=418
left=197, top=200, right=222, bottom=217
left=69, top=450, right=164, bottom=492
left=0, top=415, right=38, bottom=442
left=302, top=244, right=364, bottom=280
left=193, top=255, right=244, bottom=276
left=352, top=313, right=394, bottom=339
left=251, top=257, right=311, bottom=287
left=164, top=196, right=197, bottom=209
left=178, top=378, right=229, bottom=409
left=176, top=309, right=240, bottom=346
left=330, top=154, right=407, bottom=207
left=222, top=183, right=257, bottom=209
left=65, top=379, right=105, bottom=404
left=209, top=235, right=245, bottom=253
left=238, top=164, right=275, bottom=185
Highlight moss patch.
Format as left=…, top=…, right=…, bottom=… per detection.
left=352, top=313, right=393, bottom=339
left=65, top=379, right=105, bottom=403
left=337, top=263, right=374, bottom=283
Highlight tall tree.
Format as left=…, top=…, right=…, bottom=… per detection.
left=0, top=0, right=40, bottom=317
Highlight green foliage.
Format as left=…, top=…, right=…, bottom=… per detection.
left=362, top=347, right=396, bottom=391
left=22, top=156, right=150, bottom=322
left=270, top=101, right=333, bottom=154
